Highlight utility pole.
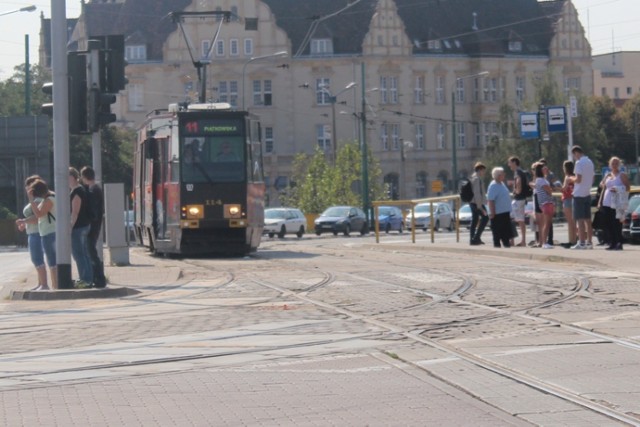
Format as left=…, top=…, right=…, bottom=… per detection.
left=360, top=63, right=370, bottom=224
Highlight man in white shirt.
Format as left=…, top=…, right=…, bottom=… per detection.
left=570, top=145, right=595, bottom=249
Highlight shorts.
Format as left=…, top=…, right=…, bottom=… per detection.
left=28, top=232, right=45, bottom=267
left=562, top=198, right=572, bottom=209
left=541, top=202, right=554, bottom=216
left=573, top=196, right=591, bottom=220
left=41, top=232, right=57, bottom=267
left=511, top=199, right=526, bottom=222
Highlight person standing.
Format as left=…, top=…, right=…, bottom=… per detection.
left=570, top=145, right=595, bottom=249
left=28, top=179, right=58, bottom=290
left=487, top=167, right=512, bottom=248
left=81, top=166, right=106, bottom=287
left=599, top=156, right=630, bottom=250
left=533, top=163, right=555, bottom=249
left=469, top=162, right=488, bottom=245
left=15, top=175, right=47, bottom=290
left=561, top=160, right=577, bottom=247
left=69, top=167, right=93, bottom=287
left=508, top=156, right=528, bottom=246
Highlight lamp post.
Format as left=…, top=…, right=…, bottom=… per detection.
left=320, top=82, right=356, bottom=163
left=0, top=5, right=36, bottom=17
left=451, top=71, right=488, bottom=192
left=241, top=50, right=288, bottom=110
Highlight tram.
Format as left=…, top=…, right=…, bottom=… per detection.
left=133, top=103, right=265, bottom=256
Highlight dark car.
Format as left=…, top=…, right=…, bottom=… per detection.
left=630, top=204, right=640, bottom=244
left=622, top=194, right=640, bottom=242
left=375, top=206, right=404, bottom=233
left=314, top=206, right=369, bottom=236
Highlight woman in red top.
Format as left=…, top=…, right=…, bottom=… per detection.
left=561, top=160, right=576, bottom=246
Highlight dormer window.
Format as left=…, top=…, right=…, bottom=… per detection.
left=125, top=45, right=147, bottom=62
left=509, top=41, right=522, bottom=52
left=311, top=39, right=333, bottom=55
left=443, top=40, right=451, bottom=49
left=427, top=40, right=441, bottom=51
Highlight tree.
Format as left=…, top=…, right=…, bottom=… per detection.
left=280, top=141, right=386, bottom=214
left=0, top=64, right=52, bottom=116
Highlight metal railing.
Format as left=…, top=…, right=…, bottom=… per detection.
left=371, top=195, right=462, bottom=244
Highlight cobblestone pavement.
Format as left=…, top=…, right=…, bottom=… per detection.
left=1, top=237, right=639, bottom=426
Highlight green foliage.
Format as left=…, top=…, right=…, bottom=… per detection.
left=280, top=142, right=387, bottom=214
left=0, top=65, right=52, bottom=116
left=0, top=205, right=18, bottom=220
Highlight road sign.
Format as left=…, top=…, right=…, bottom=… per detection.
left=519, top=113, right=539, bottom=139
left=431, top=180, right=443, bottom=193
left=546, top=106, right=567, bottom=133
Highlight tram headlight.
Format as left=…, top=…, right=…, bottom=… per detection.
left=224, top=204, right=243, bottom=219
left=182, top=204, right=204, bottom=219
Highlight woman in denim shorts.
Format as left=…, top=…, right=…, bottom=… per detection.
left=29, top=180, right=57, bottom=290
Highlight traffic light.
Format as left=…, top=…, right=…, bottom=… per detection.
left=95, top=35, right=126, bottom=93
left=89, top=88, right=117, bottom=132
left=41, top=82, right=53, bottom=117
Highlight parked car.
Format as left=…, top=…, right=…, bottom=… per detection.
left=405, top=202, right=454, bottom=232
left=264, top=207, right=306, bottom=238
left=374, top=206, right=404, bottom=233
left=622, top=194, right=640, bottom=242
left=458, top=204, right=472, bottom=228
left=629, top=204, right=640, bottom=244
left=314, top=206, right=369, bottom=236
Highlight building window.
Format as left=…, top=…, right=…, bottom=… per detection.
left=244, top=39, right=253, bottom=56
left=484, top=78, right=498, bottom=103
left=455, top=78, right=464, bottom=103
left=392, top=35, right=399, bottom=46
left=380, top=124, right=389, bottom=151
left=317, top=124, right=331, bottom=150
left=218, top=80, right=238, bottom=107
left=627, top=87, right=633, bottom=96
left=390, top=77, right=398, bottom=104
left=473, top=78, right=480, bottom=103
left=427, top=40, right=441, bottom=50
left=415, top=124, right=425, bottom=149
left=230, top=6, right=239, bottom=21
left=516, top=76, right=525, bottom=102
left=474, top=123, right=481, bottom=147
left=380, top=77, right=388, bottom=104
left=614, top=87, right=620, bottom=99
left=311, top=39, right=333, bottom=55
left=230, top=39, right=239, bottom=56
left=414, top=75, right=425, bottom=104
left=484, top=122, right=498, bottom=145
left=316, top=78, right=330, bottom=105
left=602, top=87, right=607, bottom=96
left=127, top=83, right=144, bottom=111
left=457, top=122, right=466, bottom=148
left=201, top=40, right=211, bottom=59
left=125, top=45, right=146, bottom=62
left=216, top=40, right=225, bottom=56
left=416, top=172, right=427, bottom=198
left=564, top=77, right=581, bottom=94
left=436, top=76, right=445, bottom=104
left=508, top=41, right=522, bottom=52
left=437, top=122, right=446, bottom=149
left=391, top=124, right=399, bottom=150
left=252, top=79, right=272, bottom=106
left=264, top=127, right=274, bottom=153
left=245, top=18, right=258, bottom=31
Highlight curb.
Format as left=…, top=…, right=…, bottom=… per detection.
left=10, top=286, right=140, bottom=301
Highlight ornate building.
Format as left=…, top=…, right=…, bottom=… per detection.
left=43, top=0, right=593, bottom=205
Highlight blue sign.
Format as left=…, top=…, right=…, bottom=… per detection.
left=519, top=113, right=539, bottom=139
left=546, top=106, right=567, bottom=133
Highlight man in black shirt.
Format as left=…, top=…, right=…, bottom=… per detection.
left=81, top=166, right=107, bottom=287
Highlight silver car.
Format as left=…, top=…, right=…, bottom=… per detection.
left=264, top=208, right=306, bottom=238
left=406, top=202, right=454, bottom=232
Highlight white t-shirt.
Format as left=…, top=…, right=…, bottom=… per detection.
left=573, top=155, right=594, bottom=197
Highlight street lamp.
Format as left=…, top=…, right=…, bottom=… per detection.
left=241, top=50, right=288, bottom=110
left=451, top=71, right=488, bottom=192
left=0, top=5, right=36, bottom=17
left=320, top=81, right=356, bottom=163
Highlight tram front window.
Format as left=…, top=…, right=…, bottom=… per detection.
left=181, top=137, right=245, bottom=183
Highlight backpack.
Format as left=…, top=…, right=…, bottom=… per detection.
left=520, top=170, right=534, bottom=198
left=459, top=178, right=474, bottom=203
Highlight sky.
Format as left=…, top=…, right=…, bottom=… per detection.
left=1, top=0, right=640, bottom=79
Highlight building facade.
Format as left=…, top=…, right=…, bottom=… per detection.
left=593, top=51, right=640, bottom=103
left=47, top=0, right=593, bottom=205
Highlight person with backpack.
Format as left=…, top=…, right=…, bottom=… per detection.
left=81, top=166, right=107, bottom=287
left=69, top=167, right=93, bottom=288
left=508, top=156, right=530, bottom=247
left=469, top=162, right=488, bottom=245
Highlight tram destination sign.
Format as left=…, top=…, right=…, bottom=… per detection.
left=181, top=118, right=243, bottom=136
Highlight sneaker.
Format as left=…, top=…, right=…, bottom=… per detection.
left=585, top=242, right=593, bottom=250
left=74, top=280, right=92, bottom=289
left=542, top=243, right=554, bottom=249
left=570, top=242, right=587, bottom=250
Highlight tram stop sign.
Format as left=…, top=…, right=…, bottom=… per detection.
left=431, top=180, right=443, bottom=193
left=546, top=106, right=568, bottom=133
